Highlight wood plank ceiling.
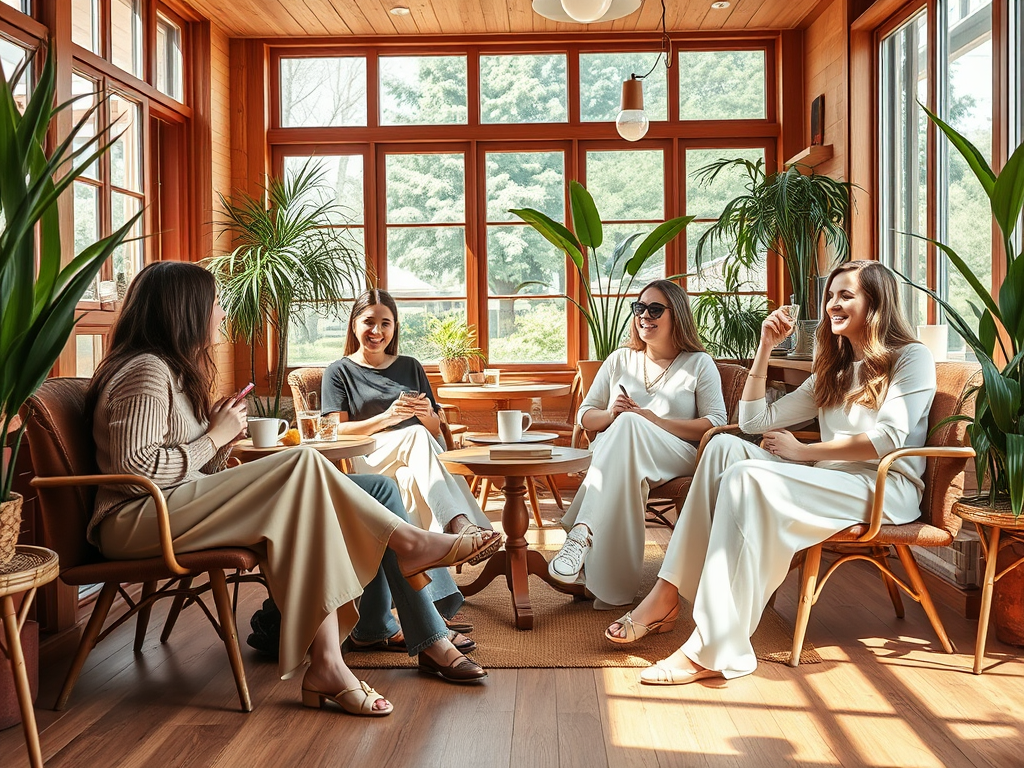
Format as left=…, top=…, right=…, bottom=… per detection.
left=185, top=0, right=823, bottom=37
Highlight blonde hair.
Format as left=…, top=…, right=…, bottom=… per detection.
left=813, top=260, right=919, bottom=411
left=625, top=279, right=706, bottom=355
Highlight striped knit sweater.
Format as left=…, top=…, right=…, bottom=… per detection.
left=90, top=353, right=232, bottom=545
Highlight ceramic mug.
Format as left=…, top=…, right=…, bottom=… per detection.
left=248, top=418, right=289, bottom=448
left=497, top=410, right=532, bottom=443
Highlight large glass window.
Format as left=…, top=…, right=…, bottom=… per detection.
left=480, top=54, right=567, bottom=124
left=939, top=0, right=993, bottom=352
left=385, top=153, right=467, bottom=360
left=580, top=52, right=668, bottom=123
left=678, top=50, right=766, bottom=120
left=379, top=56, right=467, bottom=125
left=879, top=11, right=929, bottom=328
left=156, top=13, right=184, bottom=101
left=485, top=151, right=567, bottom=364
left=685, top=147, right=768, bottom=293
left=280, top=57, right=367, bottom=127
left=284, top=154, right=366, bottom=367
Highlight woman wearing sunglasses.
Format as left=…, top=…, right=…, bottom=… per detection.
left=548, top=279, right=727, bottom=609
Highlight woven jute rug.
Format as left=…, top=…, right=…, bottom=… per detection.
left=347, top=543, right=820, bottom=669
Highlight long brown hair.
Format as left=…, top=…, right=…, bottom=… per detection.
left=344, top=289, right=400, bottom=356
left=625, top=279, right=706, bottom=355
left=813, top=260, right=919, bottom=411
left=86, top=262, right=218, bottom=421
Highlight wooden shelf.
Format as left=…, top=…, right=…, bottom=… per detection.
left=784, top=144, right=834, bottom=173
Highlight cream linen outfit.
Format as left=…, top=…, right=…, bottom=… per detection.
left=659, top=343, right=936, bottom=678
left=92, top=355, right=400, bottom=679
left=350, top=425, right=491, bottom=533
left=561, top=348, right=727, bottom=606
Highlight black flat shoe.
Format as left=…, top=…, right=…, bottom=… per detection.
left=418, top=652, right=487, bottom=684
left=449, top=630, right=476, bottom=653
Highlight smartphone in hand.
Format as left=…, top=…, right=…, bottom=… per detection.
left=232, top=382, right=255, bottom=404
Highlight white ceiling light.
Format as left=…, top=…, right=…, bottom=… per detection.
left=560, top=0, right=612, bottom=22
left=532, top=0, right=641, bottom=23
left=389, top=5, right=411, bottom=15
left=710, top=1, right=730, bottom=8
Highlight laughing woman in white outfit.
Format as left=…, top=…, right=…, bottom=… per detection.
left=548, top=280, right=727, bottom=608
left=322, top=289, right=491, bottom=536
left=606, top=261, right=937, bottom=685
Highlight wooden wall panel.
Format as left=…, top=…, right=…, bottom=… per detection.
left=209, top=22, right=236, bottom=394
left=803, top=0, right=848, bottom=181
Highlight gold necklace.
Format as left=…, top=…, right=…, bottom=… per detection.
left=643, top=353, right=671, bottom=393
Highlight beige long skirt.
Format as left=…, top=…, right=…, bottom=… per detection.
left=98, top=446, right=401, bottom=679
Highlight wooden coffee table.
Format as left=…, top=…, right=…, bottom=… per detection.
left=436, top=382, right=570, bottom=412
left=439, top=445, right=591, bottom=629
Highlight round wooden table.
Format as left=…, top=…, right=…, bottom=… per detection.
left=1, top=545, right=59, bottom=768
left=436, top=382, right=571, bottom=412
left=954, top=498, right=1024, bottom=674
left=230, top=435, right=376, bottom=466
left=439, top=445, right=591, bottom=629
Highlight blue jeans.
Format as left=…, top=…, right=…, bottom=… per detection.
left=347, top=475, right=463, bottom=655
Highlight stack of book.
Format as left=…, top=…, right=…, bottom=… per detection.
left=488, top=444, right=553, bottom=460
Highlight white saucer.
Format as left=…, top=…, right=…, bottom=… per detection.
left=465, top=431, right=560, bottom=445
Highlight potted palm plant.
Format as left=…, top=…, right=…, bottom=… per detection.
left=691, top=260, right=770, bottom=362
left=0, top=43, right=141, bottom=565
left=692, top=159, right=851, bottom=359
left=510, top=181, right=693, bottom=372
left=426, top=317, right=485, bottom=383
left=205, top=160, right=365, bottom=418
left=905, top=109, right=1024, bottom=644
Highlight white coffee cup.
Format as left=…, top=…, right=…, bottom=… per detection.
left=248, top=417, right=289, bottom=448
left=497, top=410, right=532, bottom=443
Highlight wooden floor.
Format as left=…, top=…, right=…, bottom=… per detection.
left=6, top=493, right=1024, bottom=768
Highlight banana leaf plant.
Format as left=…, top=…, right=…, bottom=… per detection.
left=205, top=159, right=366, bottom=418
left=1, top=42, right=142, bottom=502
left=692, top=159, right=851, bottom=321
left=510, top=180, right=693, bottom=360
left=903, top=107, right=1024, bottom=518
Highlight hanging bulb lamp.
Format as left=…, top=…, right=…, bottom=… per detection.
left=616, top=77, right=649, bottom=141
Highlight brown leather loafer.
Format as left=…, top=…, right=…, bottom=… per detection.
left=417, top=652, right=487, bottom=684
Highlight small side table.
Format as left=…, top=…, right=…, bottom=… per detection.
left=953, top=498, right=1024, bottom=674
left=0, top=546, right=59, bottom=768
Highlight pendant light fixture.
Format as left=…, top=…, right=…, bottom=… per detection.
left=616, top=0, right=671, bottom=141
left=531, top=0, right=641, bottom=24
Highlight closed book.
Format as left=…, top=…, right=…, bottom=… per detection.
left=488, top=445, right=553, bottom=460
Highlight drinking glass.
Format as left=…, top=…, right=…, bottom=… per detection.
left=483, top=368, right=500, bottom=387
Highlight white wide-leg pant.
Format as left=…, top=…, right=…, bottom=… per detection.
left=659, top=434, right=923, bottom=679
left=562, top=412, right=699, bottom=606
left=351, top=425, right=491, bottom=533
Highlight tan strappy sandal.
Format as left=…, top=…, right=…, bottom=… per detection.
left=400, top=528, right=503, bottom=589
left=301, top=680, right=393, bottom=716
left=604, top=604, right=680, bottom=645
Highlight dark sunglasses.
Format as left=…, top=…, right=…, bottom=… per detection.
left=630, top=301, right=669, bottom=320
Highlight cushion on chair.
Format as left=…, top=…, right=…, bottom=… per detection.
left=716, top=362, right=750, bottom=423
left=826, top=522, right=954, bottom=547
left=287, top=367, right=327, bottom=414
left=60, top=548, right=261, bottom=586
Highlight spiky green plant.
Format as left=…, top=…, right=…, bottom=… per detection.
left=692, top=159, right=851, bottom=321
left=205, top=160, right=366, bottom=418
left=1, top=41, right=141, bottom=501
left=904, top=107, right=1024, bottom=518
left=691, top=259, right=770, bottom=361
left=426, top=316, right=485, bottom=362
left=510, top=181, right=693, bottom=361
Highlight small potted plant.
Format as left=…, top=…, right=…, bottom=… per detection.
left=427, top=317, right=485, bottom=383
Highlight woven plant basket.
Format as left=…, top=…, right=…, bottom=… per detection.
left=439, top=357, right=469, bottom=384
left=0, top=493, right=23, bottom=568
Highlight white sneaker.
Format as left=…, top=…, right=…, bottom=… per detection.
left=549, top=527, right=592, bottom=585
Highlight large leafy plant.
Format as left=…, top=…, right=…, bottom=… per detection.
left=906, top=108, right=1024, bottom=518
left=691, top=259, right=770, bottom=361
left=1, top=42, right=140, bottom=502
left=205, top=160, right=366, bottom=418
left=692, top=159, right=851, bottom=321
left=510, top=181, right=693, bottom=360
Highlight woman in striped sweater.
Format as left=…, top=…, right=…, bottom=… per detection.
left=85, top=262, right=500, bottom=716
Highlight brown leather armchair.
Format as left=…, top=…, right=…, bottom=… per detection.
left=24, top=378, right=258, bottom=712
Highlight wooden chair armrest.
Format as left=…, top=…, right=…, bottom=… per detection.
left=789, top=431, right=822, bottom=441
left=30, top=473, right=187, bottom=576
left=858, top=445, right=976, bottom=542
left=695, top=424, right=744, bottom=464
